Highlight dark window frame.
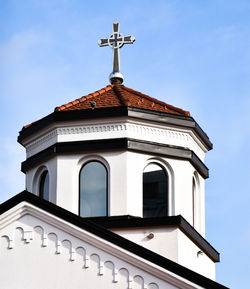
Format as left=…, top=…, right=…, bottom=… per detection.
left=79, top=160, right=108, bottom=217
left=143, top=162, right=168, bottom=218
left=39, top=170, right=49, bottom=201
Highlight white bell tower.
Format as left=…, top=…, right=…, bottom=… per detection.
left=18, top=21, right=218, bottom=282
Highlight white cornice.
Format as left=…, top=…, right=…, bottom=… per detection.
left=23, top=120, right=206, bottom=160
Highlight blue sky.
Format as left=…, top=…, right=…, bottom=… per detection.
left=1, top=1, right=250, bottom=287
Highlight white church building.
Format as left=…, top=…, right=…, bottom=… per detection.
left=0, top=22, right=228, bottom=289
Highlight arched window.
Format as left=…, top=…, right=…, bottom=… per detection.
left=39, top=170, right=49, bottom=201
left=143, top=163, right=168, bottom=218
left=79, top=161, right=108, bottom=217
left=192, top=173, right=200, bottom=230
left=192, top=177, right=196, bottom=226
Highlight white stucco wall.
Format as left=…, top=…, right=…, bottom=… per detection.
left=23, top=149, right=212, bottom=280
left=111, top=227, right=179, bottom=262
left=111, top=227, right=215, bottom=280
left=21, top=115, right=211, bottom=280
left=0, top=205, right=205, bottom=289
left=177, top=229, right=215, bottom=280
left=25, top=150, right=205, bottom=237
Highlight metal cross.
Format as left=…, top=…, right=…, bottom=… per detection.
left=98, top=21, right=135, bottom=84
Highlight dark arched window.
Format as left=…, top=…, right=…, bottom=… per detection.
left=143, top=163, right=168, bottom=218
left=39, top=170, right=49, bottom=201
left=79, top=161, right=108, bottom=217
left=192, top=177, right=196, bottom=226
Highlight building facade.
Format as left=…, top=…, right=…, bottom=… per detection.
left=0, top=22, right=228, bottom=289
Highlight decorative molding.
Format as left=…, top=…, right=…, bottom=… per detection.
left=26, top=130, right=57, bottom=153
left=84, top=254, right=90, bottom=268
left=24, top=122, right=206, bottom=160
left=1, top=224, right=161, bottom=289
left=42, top=232, right=48, bottom=247
left=18, top=106, right=213, bottom=151
left=113, top=267, right=118, bottom=282
left=1, top=235, right=13, bottom=249
left=0, top=194, right=228, bottom=289
left=23, top=230, right=33, bottom=243
left=56, top=239, right=61, bottom=254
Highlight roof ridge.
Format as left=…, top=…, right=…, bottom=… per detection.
left=122, top=85, right=190, bottom=116
left=55, top=85, right=113, bottom=112
left=113, top=85, right=131, bottom=106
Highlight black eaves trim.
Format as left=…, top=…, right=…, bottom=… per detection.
left=82, top=214, right=220, bottom=263
left=0, top=191, right=228, bottom=289
left=21, top=138, right=209, bottom=179
left=17, top=106, right=212, bottom=151
left=17, top=107, right=129, bottom=142
left=127, top=107, right=213, bottom=150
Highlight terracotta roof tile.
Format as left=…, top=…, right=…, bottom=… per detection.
left=54, top=84, right=190, bottom=116
left=23, top=84, right=190, bottom=130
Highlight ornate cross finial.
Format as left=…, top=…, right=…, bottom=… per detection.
left=98, top=21, right=135, bottom=84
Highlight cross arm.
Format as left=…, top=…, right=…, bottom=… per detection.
left=98, top=38, right=109, bottom=47
left=113, top=21, right=120, bottom=33
left=123, top=35, right=136, bottom=44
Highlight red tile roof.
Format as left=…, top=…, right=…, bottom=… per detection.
left=54, top=84, right=190, bottom=116
left=22, top=85, right=190, bottom=130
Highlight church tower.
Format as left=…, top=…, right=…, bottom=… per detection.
left=18, top=22, right=218, bottom=282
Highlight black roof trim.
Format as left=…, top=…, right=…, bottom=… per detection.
left=84, top=215, right=219, bottom=262
left=20, top=138, right=209, bottom=178
left=127, top=138, right=209, bottom=178
left=0, top=191, right=228, bottom=289
left=20, top=138, right=127, bottom=173
left=127, top=107, right=212, bottom=150
left=18, top=106, right=212, bottom=150
left=18, top=107, right=129, bottom=142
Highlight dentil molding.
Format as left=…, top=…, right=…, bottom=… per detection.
left=25, top=122, right=206, bottom=159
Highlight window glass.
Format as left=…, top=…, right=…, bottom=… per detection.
left=39, top=171, right=49, bottom=201
left=143, top=163, right=168, bottom=217
left=79, top=161, right=107, bottom=217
